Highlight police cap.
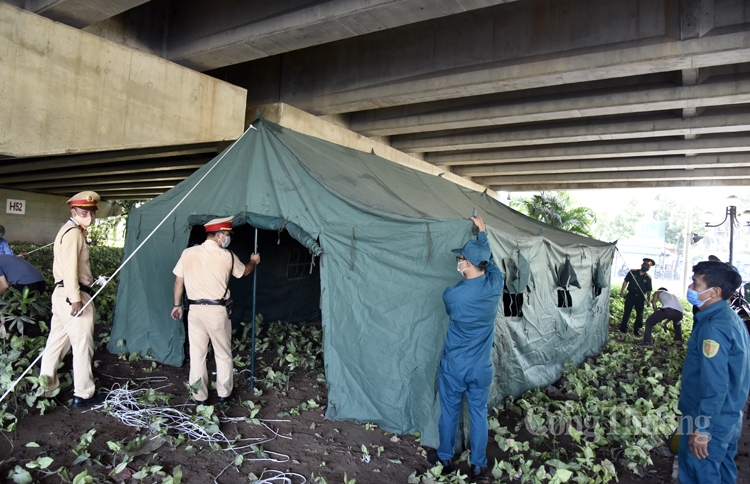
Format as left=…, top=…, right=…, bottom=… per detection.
left=205, top=216, right=234, bottom=233
left=67, top=191, right=100, bottom=210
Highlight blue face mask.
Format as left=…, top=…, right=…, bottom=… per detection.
left=687, top=287, right=713, bottom=307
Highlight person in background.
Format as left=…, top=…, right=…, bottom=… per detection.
left=638, top=287, right=684, bottom=346
left=429, top=216, right=504, bottom=479
left=620, top=257, right=655, bottom=336
left=0, top=225, right=12, bottom=255
left=0, top=254, right=46, bottom=296
left=0, top=225, right=28, bottom=258
left=678, top=261, right=749, bottom=484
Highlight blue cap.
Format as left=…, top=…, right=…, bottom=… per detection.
left=451, top=240, right=490, bottom=266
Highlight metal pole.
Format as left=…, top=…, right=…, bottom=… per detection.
left=250, top=228, right=258, bottom=391
left=729, top=206, right=735, bottom=266
left=682, top=205, right=693, bottom=295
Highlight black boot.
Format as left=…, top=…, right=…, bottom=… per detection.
left=471, top=465, right=487, bottom=479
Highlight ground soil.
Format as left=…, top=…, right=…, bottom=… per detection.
left=0, top=322, right=430, bottom=484
left=0, top=323, right=675, bottom=484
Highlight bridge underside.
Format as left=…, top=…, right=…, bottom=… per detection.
left=1, top=0, right=749, bottom=199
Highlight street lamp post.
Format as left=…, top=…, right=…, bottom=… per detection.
left=704, top=196, right=750, bottom=266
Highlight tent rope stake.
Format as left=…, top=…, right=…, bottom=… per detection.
left=0, top=124, right=256, bottom=406
left=250, top=227, right=258, bottom=391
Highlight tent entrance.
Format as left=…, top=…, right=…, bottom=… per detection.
left=186, top=222, right=321, bottom=330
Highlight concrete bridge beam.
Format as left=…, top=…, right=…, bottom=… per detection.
left=426, top=135, right=750, bottom=166
left=2, top=141, right=219, bottom=175
left=352, top=77, right=750, bottom=136
left=166, top=0, right=517, bottom=71
left=392, top=108, right=750, bottom=152
left=497, top=179, right=750, bottom=191
left=24, top=0, right=151, bottom=28
left=483, top=167, right=750, bottom=188
left=453, top=154, right=750, bottom=177
left=12, top=170, right=196, bottom=190
left=45, top=181, right=177, bottom=195
left=223, top=0, right=750, bottom=115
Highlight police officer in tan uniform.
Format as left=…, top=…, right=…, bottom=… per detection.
left=40, top=191, right=101, bottom=408
left=170, top=216, right=260, bottom=404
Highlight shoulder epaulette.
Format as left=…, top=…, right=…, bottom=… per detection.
left=58, top=226, right=78, bottom=245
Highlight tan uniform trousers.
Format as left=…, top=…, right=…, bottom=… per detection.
left=188, top=305, right=233, bottom=401
left=40, top=288, right=95, bottom=399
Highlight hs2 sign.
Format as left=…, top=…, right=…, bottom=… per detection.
left=6, top=199, right=26, bottom=215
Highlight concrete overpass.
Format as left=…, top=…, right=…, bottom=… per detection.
left=1, top=0, right=749, bottom=200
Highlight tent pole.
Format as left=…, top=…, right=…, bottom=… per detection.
left=251, top=227, right=258, bottom=391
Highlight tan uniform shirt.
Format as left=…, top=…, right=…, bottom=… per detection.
left=53, top=220, right=93, bottom=303
left=173, top=240, right=245, bottom=300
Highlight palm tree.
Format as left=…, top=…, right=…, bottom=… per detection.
left=511, top=191, right=596, bottom=237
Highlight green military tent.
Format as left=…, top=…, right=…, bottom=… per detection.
left=109, top=118, right=615, bottom=447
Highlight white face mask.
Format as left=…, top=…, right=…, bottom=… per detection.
left=457, top=260, right=466, bottom=277
left=220, top=233, right=231, bottom=248
left=71, top=209, right=95, bottom=228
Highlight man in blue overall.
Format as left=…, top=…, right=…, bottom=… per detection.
left=430, top=216, right=504, bottom=479
left=678, top=261, right=749, bottom=484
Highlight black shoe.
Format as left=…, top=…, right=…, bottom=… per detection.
left=426, top=450, right=453, bottom=474
left=471, top=465, right=487, bottom=478
left=192, top=398, right=208, bottom=405
left=636, top=341, right=651, bottom=347
left=218, top=393, right=233, bottom=404
left=71, top=394, right=104, bottom=409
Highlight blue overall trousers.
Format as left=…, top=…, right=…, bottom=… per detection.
left=437, top=231, right=503, bottom=467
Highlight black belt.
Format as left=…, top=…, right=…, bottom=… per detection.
left=187, top=299, right=228, bottom=306
left=55, top=281, right=94, bottom=297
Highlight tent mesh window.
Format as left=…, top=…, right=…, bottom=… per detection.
left=287, top=250, right=312, bottom=280
left=503, top=292, right=523, bottom=317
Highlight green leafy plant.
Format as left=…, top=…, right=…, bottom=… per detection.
left=0, top=287, right=49, bottom=335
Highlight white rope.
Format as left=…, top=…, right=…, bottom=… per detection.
left=102, top=384, right=289, bottom=445
left=100, top=383, right=300, bottom=484
left=0, top=125, right=254, bottom=405
left=250, top=470, right=307, bottom=484
left=22, top=242, right=54, bottom=255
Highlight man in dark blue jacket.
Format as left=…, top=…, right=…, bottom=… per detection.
left=432, top=215, right=504, bottom=479
left=678, top=261, right=750, bottom=484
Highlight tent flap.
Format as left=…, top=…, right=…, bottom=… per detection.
left=187, top=213, right=322, bottom=255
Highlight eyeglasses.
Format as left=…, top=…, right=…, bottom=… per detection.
left=456, top=256, right=466, bottom=262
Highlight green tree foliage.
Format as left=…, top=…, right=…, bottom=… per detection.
left=511, top=191, right=596, bottom=237
left=651, top=195, right=706, bottom=252
left=89, top=200, right=139, bottom=246
left=590, top=198, right=644, bottom=244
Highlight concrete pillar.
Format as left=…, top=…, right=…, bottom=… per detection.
left=0, top=3, right=247, bottom=158
left=0, top=188, right=72, bottom=244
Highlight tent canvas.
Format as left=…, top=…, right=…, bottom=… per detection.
left=109, top=118, right=615, bottom=447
